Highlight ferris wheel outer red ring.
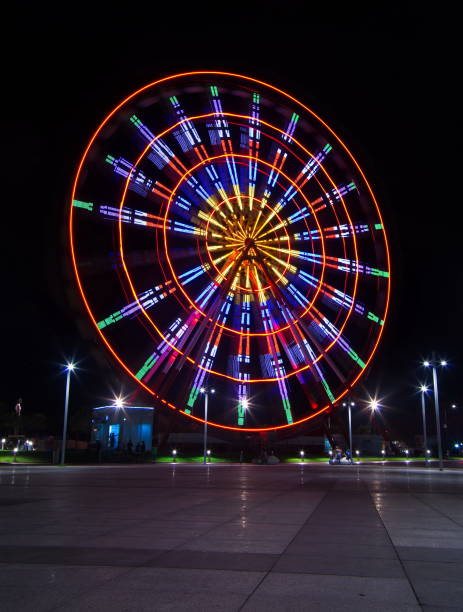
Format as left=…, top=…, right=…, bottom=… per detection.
left=69, top=71, right=391, bottom=432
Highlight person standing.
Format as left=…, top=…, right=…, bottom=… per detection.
left=14, top=398, right=22, bottom=435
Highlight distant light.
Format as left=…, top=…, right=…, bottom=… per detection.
left=381, top=449, right=385, bottom=455
left=1, top=438, right=5, bottom=443
left=420, top=385, right=428, bottom=393
left=426, top=449, right=430, bottom=454
left=423, top=361, right=430, bottom=367
left=211, top=388, right=215, bottom=394
left=66, top=362, right=75, bottom=371
left=300, top=450, right=305, bottom=457
left=242, top=399, right=249, bottom=409
left=13, top=448, right=18, bottom=453
left=200, top=388, right=205, bottom=393
left=93, top=406, right=154, bottom=411
left=355, top=450, right=360, bottom=456
left=342, top=402, right=347, bottom=407
left=451, top=404, right=457, bottom=409
left=328, top=450, right=333, bottom=456
left=370, top=399, right=379, bottom=411
left=113, top=397, right=123, bottom=408
left=454, top=443, right=460, bottom=448
left=350, top=402, right=355, bottom=406
left=405, top=449, right=409, bottom=455
left=207, top=449, right=211, bottom=455
left=172, top=449, right=177, bottom=456
left=441, top=360, right=447, bottom=367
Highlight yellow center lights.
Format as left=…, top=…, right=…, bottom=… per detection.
left=203, top=194, right=294, bottom=295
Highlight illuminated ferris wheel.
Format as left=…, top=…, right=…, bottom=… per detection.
left=70, top=71, right=390, bottom=432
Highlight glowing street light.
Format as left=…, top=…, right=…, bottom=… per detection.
left=172, top=449, right=177, bottom=462
left=368, top=398, right=380, bottom=436
left=370, top=399, right=379, bottom=411
left=207, top=449, right=211, bottom=463
left=237, top=397, right=248, bottom=427
left=300, top=450, right=305, bottom=462
left=1, top=438, right=5, bottom=451
left=113, top=396, right=124, bottom=409
left=200, top=387, right=215, bottom=464
left=61, top=362, right=76, bottom=465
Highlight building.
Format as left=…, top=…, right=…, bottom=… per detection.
left=91, top=405, right=154, bottom=451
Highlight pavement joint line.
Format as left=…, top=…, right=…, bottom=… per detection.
left=151, top=467, right=316, bottom=558
left=236, top=472, right=336, bottom=611
left=1, top=464, right=462, bottom=610
left=409, top=492, right=463, bottom=530
left=368, top=482, right=424, bottom=610
left=45, top=552, right=166, bottom=612
left=41, top=466, right=312, bottom=611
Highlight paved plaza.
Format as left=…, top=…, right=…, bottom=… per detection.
left=1, top=463, right=462, bottom=611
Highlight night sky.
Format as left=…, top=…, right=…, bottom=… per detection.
left=2, top=8, right=460, bottom=441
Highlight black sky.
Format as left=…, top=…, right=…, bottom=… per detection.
left=2, top=7, right=461, bottom=439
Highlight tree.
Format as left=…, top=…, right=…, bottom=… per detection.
left=0, top=401, right=16, bottom=434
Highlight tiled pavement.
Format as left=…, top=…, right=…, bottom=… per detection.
left=0, top=463, right=462, bottom=611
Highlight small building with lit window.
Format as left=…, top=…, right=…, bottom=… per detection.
left=91, top=405, right=154, bottom=451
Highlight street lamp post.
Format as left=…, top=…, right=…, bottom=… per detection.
left=369, top=398, right=379, bottom=435
left=441, top=403, right=458, bottom=456
left=420, top=386, right=429, bottom=463
left=61, top=363, right=75, bottom=465
left=343, top=401, right=355, bottom=461
left=200, top=387, right=215, bottom=464
left=424, top=357, right=446, bottom=471
left=444, top=404, right=459, bottom=455
left=348, top=402, right=354, bottom=460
